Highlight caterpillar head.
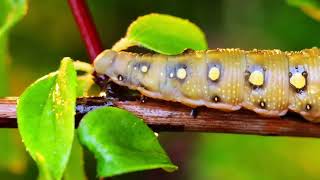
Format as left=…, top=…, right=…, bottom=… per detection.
left=94, top=49, right=117, bottom=75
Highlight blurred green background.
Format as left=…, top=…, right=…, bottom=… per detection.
left=1, top=0, right=320, bottom=179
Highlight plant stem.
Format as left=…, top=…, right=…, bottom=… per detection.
left=67, top=0, right=103, bottom=62
left=2, top=97, right=320, bottom=138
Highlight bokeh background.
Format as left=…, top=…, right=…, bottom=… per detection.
left=1, top=0, right=320, bottom=179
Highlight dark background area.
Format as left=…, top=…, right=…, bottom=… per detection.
left=1, top=0, right=320, bottom=179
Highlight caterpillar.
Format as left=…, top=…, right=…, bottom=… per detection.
left=93, top=47, right=320, bottom=122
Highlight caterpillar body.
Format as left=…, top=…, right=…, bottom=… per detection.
left=94, top=48, right=320, bottom=122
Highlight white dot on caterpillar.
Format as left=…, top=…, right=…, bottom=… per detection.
left=169, top=72, right=174, bottom=78
left=176, top=68, right=187, bottom=80
left=140, top=65, right=148, bottom=73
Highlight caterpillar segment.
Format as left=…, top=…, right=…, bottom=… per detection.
left=205, top=49, right=245, bottom=111
left=94, top=47, right=320, bottom=122
left=243, top=50, right=289, bottom=117
left=288, top=48, right=320, bottom=122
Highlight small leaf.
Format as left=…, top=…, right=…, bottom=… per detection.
left=17, top=58, right=77, bottom=180
left=112, top=13, right=208, bottom=55
left=287, top=0, right=320, bottom=21
left=78, top=107, right=178, bottom=178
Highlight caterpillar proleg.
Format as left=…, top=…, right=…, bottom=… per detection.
left=94, top=48, right=320, bottom=122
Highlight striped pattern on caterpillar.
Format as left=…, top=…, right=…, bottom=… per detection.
left=94, top=48, right=320, bottom=122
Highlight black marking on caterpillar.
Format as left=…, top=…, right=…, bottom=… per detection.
left=306, top=104, right=312, bottom=111
left=117, top=74, right=124, bottom=81
left=259, top=101, right=266, bottom=109
left=212, top=95, right=220, bottom=103
left=94, top=48, right=320, bottom=122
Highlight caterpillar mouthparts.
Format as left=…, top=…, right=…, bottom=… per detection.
left=94, top=48, right=320, bottom=122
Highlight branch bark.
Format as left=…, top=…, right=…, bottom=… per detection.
left=2, top=97, right=320, bottom=138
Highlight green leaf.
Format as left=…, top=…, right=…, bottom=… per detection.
left=78, top=107, right=178, bottom=178
left=112, top=13, right=208, bottom=55
left=287, top=0, right=320, bottom=21
left=63, top=133, right=86, bottom=180
left=17, top=58, right=77, bottom=180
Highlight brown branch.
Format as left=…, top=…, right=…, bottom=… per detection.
left=2, top=97, right=320, bottom=138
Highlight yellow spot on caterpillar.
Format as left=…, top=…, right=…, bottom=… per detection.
left=176, top=68, right=187, bottom=80
left=290, top=73, right=306, bottom=89
left=248, top=71, right=264, bottom=86
left=208, top=67, right=220, bottom=81
left=140, top=65, right=148, bottom=73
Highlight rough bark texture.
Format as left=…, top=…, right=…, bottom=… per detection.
left=2, top=97, right=320, bottom=138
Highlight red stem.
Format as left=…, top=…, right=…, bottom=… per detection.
left=68, top=0, right=103, bottom=62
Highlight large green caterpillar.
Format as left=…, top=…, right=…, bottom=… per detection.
left=94, top=47, right=320, bottom=122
